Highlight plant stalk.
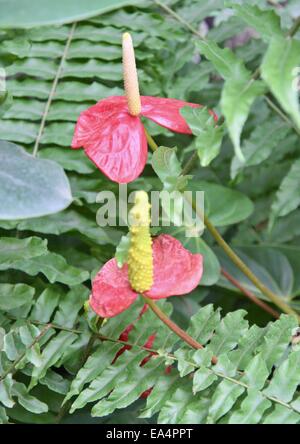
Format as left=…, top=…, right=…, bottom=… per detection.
left=221, top=268, right=280, bottom=319
left=142, top=295, right=218, bottom=365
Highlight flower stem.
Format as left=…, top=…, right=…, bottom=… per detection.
left=221, top=268, right=280, bottom=319
left=145, top=127, right=158, bottom=151
left=0, top=324, right=52, bottom=382
left=142, top=295, right=218, bottom=365
left=145, top=127, right=299, bottom=321
left=32, top=23, right=76, bottom=157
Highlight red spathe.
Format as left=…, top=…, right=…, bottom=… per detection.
left=72, top=95, right=217, bottom=183
left=90, top=234, right=203, bottom=318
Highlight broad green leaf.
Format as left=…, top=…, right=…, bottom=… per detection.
left=70, top=350, right=148, bottom=413
left=2, top=40, right=122, bottom=61
left=212, top=353, right=237, bottom=377
left=151, top=146, right=188, bottom=192
left=19, top=325, right=43, bottom=367
left=30, top=288, right=61, bottom=323
left=3, top=324, right=44, bottom=368
left=6, top=59, right=125, bottom=82
left=39, top=148, right=95, bottom=174
left=0, top=141, right=72, bottom=220
left=0, top=406, right=9, bottom=424
left=217, top=246, right=295, bottom=299
left=0, top=375, right=15, bottom=408
left=208, top=379, right=245, bottom=422
left=0, top=284, right=35, bottom=310
left=0, top=91, right=13, bottom=118
left=189, top=180, right=254, bottom=226
left=180, top=107, right=224, bottom=166
left=0, top=0, right=141, bottom=28
left=261, top=36, right=300, bottom=129
left=0, top=328, right=5, bottom=350
left=174, top=349, right=195, bottom=377
left=64, top=342, right=122, bottom=404
left=208, top=310, right=248, bottom=355
left=2, top=251, right=89, bottom=285
left=11, top=209, right=119, bottom=246
left=263, top=404, right=300, bottom=424
left=139, top=374, right=181, bottom=418
left=0, top=121, right=38, bottom=144
left=271, top=244, right=300, bottom=297
left=228, top=389, right=271, bottom=424
left=115, top=234, right=131, bottom=267
left=188, top=237, right=221, bottom=286
left=263, top=350, right=300, bottom=403
left=158, top=380, right=205, bottom=424
left=151, top=147, right=190, bottom=225
left=196, top=39, right=266, bottom=160
left=193, top=367, right=217, bottom=393
left=187, top=304, right=221, bottom=345
left=231, top=118, right=290, bottom=178
left=180, top=106, right=216, bottom=135
left=227, top=2, right=283, bottom=41
left=229, top=325, right=266, bottom=370
left=221, top=77, right=266, bottom=161
left=91, top=357, right=165, bottom=417
left=0, top=236, right=47, bottom=267
left=40, top=369, right=70, bottom=395
left=195, top=125, right=224, bottom=167
left=30, top=331, right=77, bottom=388
left=25, top=24, right=144, bottom=44
left=196, top=39, right=246, bottom=80
left=3, top=330, right=26, bottom=361
left=5, top=405, right=55, bottom=424
left=242, top=354, right=269, bottom=390
left=8, top=79, right=122, bottom=101
left=53, top=286, right=89, bottom=328
left=12, top=382, right=48, bottom=414
left=258, top=315, right=298, bottom=370
left=270, top=159, right=300, bottom=228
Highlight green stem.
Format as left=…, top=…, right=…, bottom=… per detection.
left=32, top=23, right=76, bottom=157
left=142, top=296, right=218, bottom=364
left=181, top=151, right=198, bottom=176
left=0, top=324, right=52, bottom=382
left=287, top=15, right=300, bottom=37
left=264, top=95, right=300, bottom=136
left=6, top=315, right=82, bottom=333
left=154, top=0, right=205, bottom=38
left=145, top=127, right=158, bottom=151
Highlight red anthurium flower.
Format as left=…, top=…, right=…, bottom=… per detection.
left=72, top=96, right=203, bottom=183
left=90, top=234, right=203, bottom=318
left=72, top=33, right=217, bottom=183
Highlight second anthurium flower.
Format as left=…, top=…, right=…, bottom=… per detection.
left=89, top=191, right=203, bottom=318
left=72, top=33, right=217, bottom=183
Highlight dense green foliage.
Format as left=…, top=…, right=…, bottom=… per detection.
left=0, top=0, right=300, bottom=424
